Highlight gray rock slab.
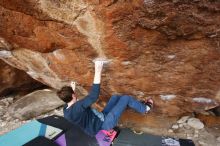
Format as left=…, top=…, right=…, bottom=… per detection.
left=8, top=89, right=64, bottom=120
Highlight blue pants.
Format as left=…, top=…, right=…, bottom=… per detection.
left=101, top=95, right=146, bottom=130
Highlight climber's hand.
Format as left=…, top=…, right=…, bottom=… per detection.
left=95, top=61, right=104, bottom=74
left=70, top=81, right=76, bottom=91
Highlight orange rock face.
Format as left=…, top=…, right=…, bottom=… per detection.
left=0, top=0, right=219, bottom=127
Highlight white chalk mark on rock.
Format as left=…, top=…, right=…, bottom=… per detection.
left=121, top=61, right=133, bottom=66
left=167, top=55, right=176, bottom=59
left=53, top=50, right=66, bottom=61
left=144, top=0, right=154, bottom=5
left=193, top=97, right=214, bottom=103
left=92, top=57, right=111, bottom=64
left=160, top=94, right=176, bottom=101
left=0, top=50, right=12, bottom=58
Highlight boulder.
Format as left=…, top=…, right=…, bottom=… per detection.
left=8, top=89, right=64, bottom=120
left=168, top=129, right=173, bottom=133
left=171, top=124, right=179, bottom=129
left=0, top=0, right=220, bottom=128
left=177, top=116, right=190, bottom=124
left=187, top=117, right=204, bottom=129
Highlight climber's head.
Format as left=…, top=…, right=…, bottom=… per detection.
left=57, top=86, right=77, bottom=103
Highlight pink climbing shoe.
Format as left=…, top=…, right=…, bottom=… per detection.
left=141, top=98, right=154, bottom=113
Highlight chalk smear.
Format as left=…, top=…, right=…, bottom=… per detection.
left=193, top=97, right=213, bottom=103
left=160, top=95, right=176, bottom=101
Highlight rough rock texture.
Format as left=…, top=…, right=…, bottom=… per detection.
left=8, top=89, right=64, bottom=120
left=187, top=117, right=204, bottom=129
left=212, top=106, right=220, bottom=116
left=0, top=60, right=44, bottom=97
left=0, top=0, right=220, bottom=127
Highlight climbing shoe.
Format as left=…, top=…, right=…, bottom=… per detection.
left=141, top=98, right=154, bottom=113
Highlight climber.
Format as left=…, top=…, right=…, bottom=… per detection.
left=57, top=60, right=154, bottom=136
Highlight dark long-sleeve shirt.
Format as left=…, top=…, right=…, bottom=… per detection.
left=63, top=84, right=103, bottom=136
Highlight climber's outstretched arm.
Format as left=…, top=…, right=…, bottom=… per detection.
left=80, top=61, right=104, bottom=108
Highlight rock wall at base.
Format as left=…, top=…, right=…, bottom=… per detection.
left=0, top=0, right=219, bottom=121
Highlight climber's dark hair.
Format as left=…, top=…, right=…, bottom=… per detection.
left=57, top=86, right=75, bottom=103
